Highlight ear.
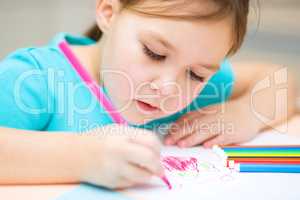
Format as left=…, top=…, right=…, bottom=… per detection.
left=96, top=0, right=122, bottom=33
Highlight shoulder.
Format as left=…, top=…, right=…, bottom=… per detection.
left=0, top=48, right=55, bottom=130
left=0, top=32, right=94, bottom=74
left=213, top=59, right=235, bottom=82
left=0, top=46, right=65, bottom=76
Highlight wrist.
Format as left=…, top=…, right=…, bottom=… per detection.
left=72, top=133, right=105, bottom=183
left=61, top=134, right=94, bottom=183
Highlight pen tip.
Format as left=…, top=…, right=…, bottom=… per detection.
left=161, top=175, right=172, bottom=190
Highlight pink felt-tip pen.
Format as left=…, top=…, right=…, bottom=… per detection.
left=59, top=40, right=172, bottom=189
left=161, top=175, right=172, bottom=190
left=59, top=41, right=172, bottom=189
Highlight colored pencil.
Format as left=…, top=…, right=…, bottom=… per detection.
left=213, top=145, right=300, bottom=169
left=59, top=41, right=127, bottom=124
left=234, top=163, right=300, bottom=173
left=212, top=145, right=300, bottom=158
left=223, top=149, right=300, bottom=153
left=227, top=157, right=300, bottom=162
left=225, top=152, right=300, bottom=157
left=59, top=41, right=171, bottom=189
left=222, top=145, right=300, bottom=160
left=227, top=159, right=300, bottom=166
left=221, top=145, right=300, bottom=149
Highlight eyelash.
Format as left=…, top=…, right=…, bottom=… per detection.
left=142, top=44, right=205, bottom=82
left=143, top=45, right=166, bottom=61
left=188, top=71, right=205, bottom=82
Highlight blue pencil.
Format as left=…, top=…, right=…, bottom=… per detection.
left=234, top=163, right=300, bottom=173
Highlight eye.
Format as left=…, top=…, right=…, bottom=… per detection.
left=188, top=70, right=205, bottom=82
left=143, top=44, right=166, bottom=61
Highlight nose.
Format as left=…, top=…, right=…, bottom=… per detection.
left=150, top=70, right=180, bottom=96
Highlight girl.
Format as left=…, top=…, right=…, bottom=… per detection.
left=0, top=0, right=297, bottom=189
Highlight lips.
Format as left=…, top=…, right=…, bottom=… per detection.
left=136, top=100, right=160, bottom=113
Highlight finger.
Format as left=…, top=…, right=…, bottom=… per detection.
left=176, top=130, right=217, bottom=148
left=167, top=114, right=194, bottom=134
left=203, top=135, right=229, bottom=148
left=165, top=122, right=185, bottom=145
left=203, top=130, right=258, bottom=149
left=114, top=177, right=137, bottom=189
left=130, top=130, right=162, bottom=155
left=165, top=109, right=216, bottom=145
left=166, top=111, right=203, bottom=135
left=166, top=114, right=217, bottom=146
left=123, top=164, right=153, bottom=185
left=165, top=119, right=198, bottom=145
left=126, top=145, right=163, bottom=176
left=167, top=108, right=212, bottom=135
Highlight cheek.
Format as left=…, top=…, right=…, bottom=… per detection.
left=160, top=82, right=205, bottom=115
left=180, top=82, right=205, bottom=109
left=101, top=39, right=153, bottom=106
left=100, top=51, right=134, bottom=107
left=102, top=62, right=152, bottom=104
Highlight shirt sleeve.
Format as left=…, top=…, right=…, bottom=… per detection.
left=0, top=49, right=52, bottom=130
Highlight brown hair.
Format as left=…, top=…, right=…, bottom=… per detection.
left=86, top=0, right=250, bottom=56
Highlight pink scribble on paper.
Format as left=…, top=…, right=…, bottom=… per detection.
left=162, top=156, right=199, bottom=172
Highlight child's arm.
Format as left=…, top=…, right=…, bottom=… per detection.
left=165, top=63, right=298, bottom=147
left=0, top=125, right=163, bottom=188
left=0, top=127, right=85, bottom=185
left=229, top=62, right=297, bottom=128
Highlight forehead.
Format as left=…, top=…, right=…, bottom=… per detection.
left=128, top=0, right=224, bottom=19
left=160, top=19, right=231, bottom=54
left=122, top=11, right=233, bottom=66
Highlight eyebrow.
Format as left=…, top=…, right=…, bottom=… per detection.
left=144, top=30, right=175, bottom=50
left=199, top=63, right=220, bottom=72
left=145, top=30, right=221, bottom=72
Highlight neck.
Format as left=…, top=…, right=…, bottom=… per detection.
left=69, top=38, right=105, bottom=85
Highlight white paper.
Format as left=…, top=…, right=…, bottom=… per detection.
left=122, top=131, right=300, bottom=200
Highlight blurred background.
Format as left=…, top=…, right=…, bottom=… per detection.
left=0, top=0, right=299, bottom=71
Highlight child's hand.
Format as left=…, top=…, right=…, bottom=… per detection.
left=80, top=125, right=164, bottom=189
left=164, top=98, right=262, bottom=148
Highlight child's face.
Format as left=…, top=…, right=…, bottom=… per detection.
left=99, top=10, right=232, bottom=125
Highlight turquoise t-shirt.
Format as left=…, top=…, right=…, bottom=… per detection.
left=0, top=33, right=235, bottom=133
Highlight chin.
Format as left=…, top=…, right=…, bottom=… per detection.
left=124, top=115, right=154, bottom=126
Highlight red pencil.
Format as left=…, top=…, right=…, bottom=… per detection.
left=221, top=145, right=300, bottom=148
left=228, top=157, right=300, bottom=162
left=227, top=160, right=300, bottom=166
